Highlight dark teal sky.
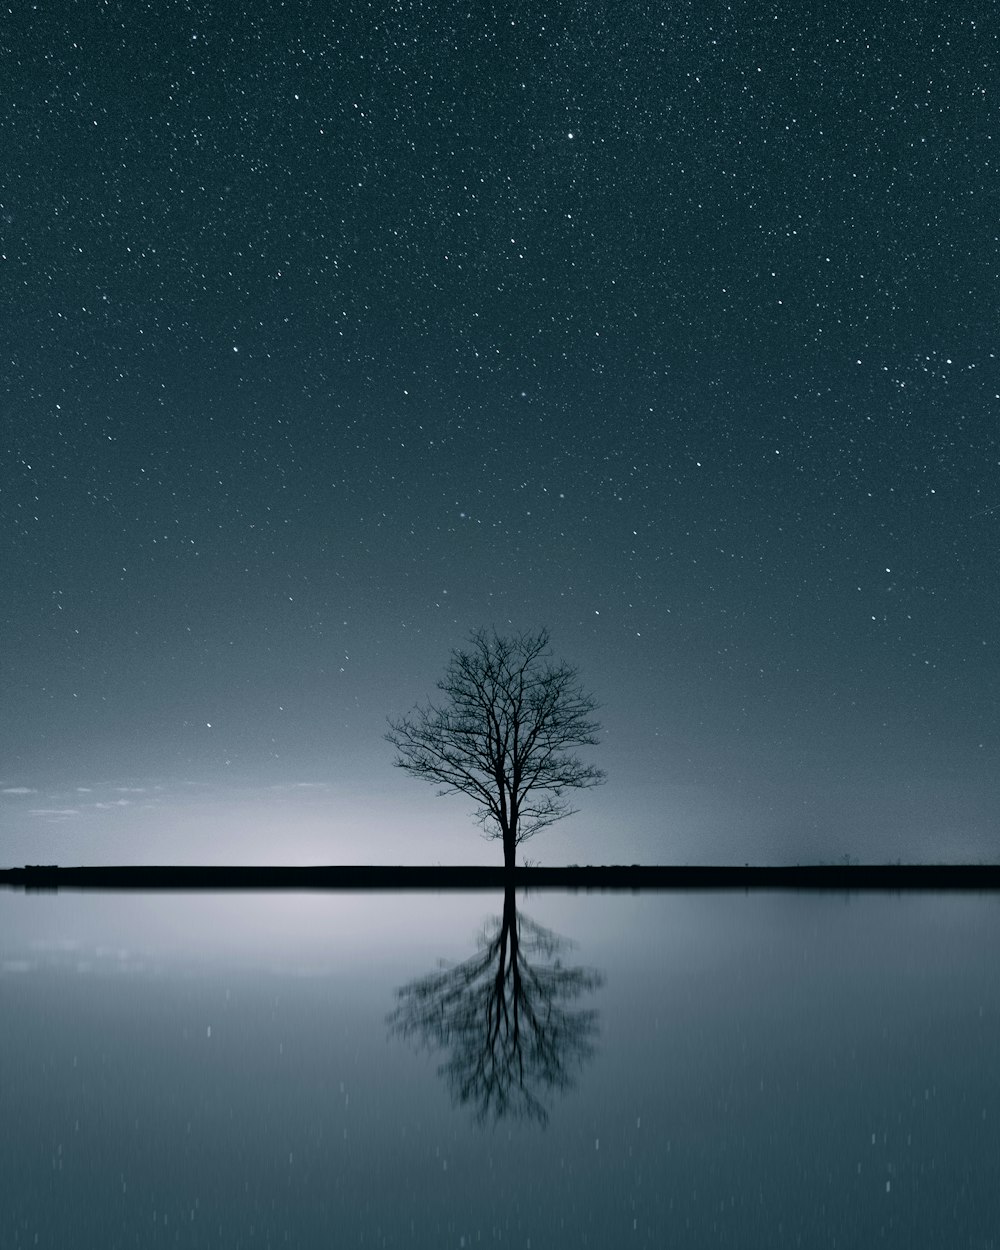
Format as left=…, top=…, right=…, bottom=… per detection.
left=3, top=0, right=998, bottom=864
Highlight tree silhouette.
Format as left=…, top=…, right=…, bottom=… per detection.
left=386, top=628, right=605, bottom=869
left=387, top=887, right=603, bottom=1125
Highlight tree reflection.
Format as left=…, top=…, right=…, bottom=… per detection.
left=388, top=887, right=603, bottom=1125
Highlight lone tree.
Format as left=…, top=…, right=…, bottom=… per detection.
left=386, top=628, right=605, bottom=869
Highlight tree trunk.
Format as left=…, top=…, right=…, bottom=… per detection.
left=502, top=804, right=518, bottom=874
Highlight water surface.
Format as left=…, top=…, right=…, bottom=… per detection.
left=1, top=889, right=998, bottom=1247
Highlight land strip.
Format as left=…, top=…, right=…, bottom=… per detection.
left=1, top=863, right=999, bottom=891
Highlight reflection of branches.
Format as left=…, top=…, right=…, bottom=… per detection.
left=388, top=888, right=603, bottom=1125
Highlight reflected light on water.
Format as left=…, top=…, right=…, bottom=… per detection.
left=0, top=889, right=503, bottom=978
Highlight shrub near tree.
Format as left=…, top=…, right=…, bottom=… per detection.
left=386, top=628, right=605, bottom=870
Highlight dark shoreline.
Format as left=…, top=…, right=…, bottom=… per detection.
left=2, top=863, right=1000, bottom=892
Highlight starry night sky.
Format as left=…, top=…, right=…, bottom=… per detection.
left=3, top=0, right=998, bottom=866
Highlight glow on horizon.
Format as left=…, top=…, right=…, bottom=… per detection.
left=0, top=783, right=502, bottom=868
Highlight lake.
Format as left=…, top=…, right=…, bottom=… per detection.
left=1, top=887, right=998, bottom=1247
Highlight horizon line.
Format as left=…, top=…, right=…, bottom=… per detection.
left=3, top=862, right=1000, bottom=893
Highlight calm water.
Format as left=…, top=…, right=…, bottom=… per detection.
left=1, top=888, right=998, bottom=1248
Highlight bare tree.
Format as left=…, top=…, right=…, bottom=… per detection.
left=386, top=628, right=605, bottom=869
